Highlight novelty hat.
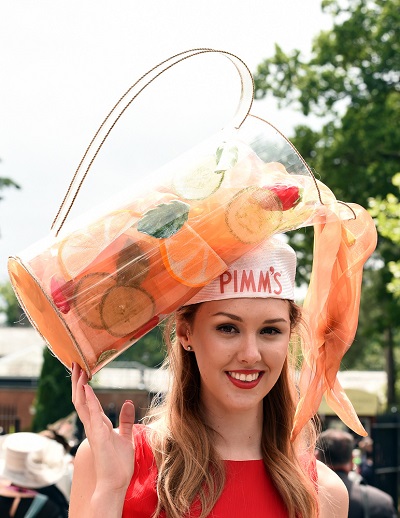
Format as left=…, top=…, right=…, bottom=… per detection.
left=6, top=48, right=378, bottom=441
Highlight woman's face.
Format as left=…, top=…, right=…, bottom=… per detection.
left=178, top=298, right=291, bottom=416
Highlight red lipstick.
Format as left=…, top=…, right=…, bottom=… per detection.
left=226, top=370, right=263, bottom=390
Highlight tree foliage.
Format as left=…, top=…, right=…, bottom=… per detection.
left=369, top=173, right=400, bottom=299
left=254, top=0, right=400, bottom=402
left=0, top=281, right=25, bottom=326
left=0, top=176, right=20, bottom=200
left=32, top=347, right=74, bottom=432
left=115, top=326, right=166, bottom=367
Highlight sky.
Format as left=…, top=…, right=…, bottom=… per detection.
left=0, top=0, right=332, bottom=282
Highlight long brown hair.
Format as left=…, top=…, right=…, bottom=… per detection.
left=145, top=300, right=319, bottom=518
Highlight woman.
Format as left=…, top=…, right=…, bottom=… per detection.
left=69, top=237, right=348, bottom=517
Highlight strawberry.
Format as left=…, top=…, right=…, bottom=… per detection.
left=262, top=184, right=302, bottom=211
left=50, top=277, right=74, bottom=314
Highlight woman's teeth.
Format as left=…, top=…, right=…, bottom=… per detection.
left=228, top=372, right=260, bottom=382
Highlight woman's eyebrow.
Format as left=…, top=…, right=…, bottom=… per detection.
left=263, top=318, right=288, bottom=324
left=212, top=312, right=242, bottom=322
left=212, top=312, right=288, bottom=324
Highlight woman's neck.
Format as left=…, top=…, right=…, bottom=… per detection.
left=204, top=405, right=264, bottom=460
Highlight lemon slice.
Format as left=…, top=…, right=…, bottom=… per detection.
left=58, top=210, right=137, bottom=280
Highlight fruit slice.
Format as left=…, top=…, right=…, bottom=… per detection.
left=100, top=286, right=155, bottom=337
left=172, top=156, right=224, bottom=200
left=58, top=210, right=138, bottom=280
left=73, top=272, right=117, bottom=329
left=225, top=186, right=283, bottom=244
left=116, top=240, right=150, bottom=287
left=159, top=224, right=227, bottom=287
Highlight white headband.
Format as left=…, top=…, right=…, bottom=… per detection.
left=184, top=236, right=296, bottom=306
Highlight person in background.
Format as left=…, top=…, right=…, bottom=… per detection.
left=69, top=238, right=349, bottom=518
left=358, top=436, right=374, bottom=485
left=38, top=429, right=74, bottom=503
left=316, top=429, right=397, bottom=518
left=0, top=432, right=70, bottom=517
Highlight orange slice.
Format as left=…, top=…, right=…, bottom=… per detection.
left=159, top=224, right=227, bottom=287
left=225, top=186, right=283, bottom=244
left=73, top=272, right=117, bottom=329
left=58, top=210, right=139, bottom=280
left=116, top=240, right=150, bottom=287
left=100, top=286, right=155, bottom=337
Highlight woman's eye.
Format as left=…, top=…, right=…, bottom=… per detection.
left=216, top=324, right=238, bottom=334
left=261, top=327, right=281, bottom=335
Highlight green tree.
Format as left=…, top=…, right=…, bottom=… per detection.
left=32, top=347, right=74, bottom=432
left=0, top=176, right=20, bottom=200
left=369, top=173, right=400, bottom=299
left=115, top=326, right=165, bottom=367
left=0, top=281, right=25, bottom=326
left=254, top=0, right=400, bottom=406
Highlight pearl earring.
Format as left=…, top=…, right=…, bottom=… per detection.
left=187, top=345, right=192, bottom=351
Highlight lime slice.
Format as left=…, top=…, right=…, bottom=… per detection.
left=100, top=285, right=155, bottom=337
left=73, top=272, right=117, bottom=329
left=172, top=156, right=224, bottom=200
left=225, top=186, right=283, bottom=244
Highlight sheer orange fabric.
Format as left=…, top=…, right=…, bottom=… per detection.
left=292, top=203, right=377, bottom=439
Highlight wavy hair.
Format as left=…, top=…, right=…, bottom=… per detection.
left=144, top=300, right=319, bottom=518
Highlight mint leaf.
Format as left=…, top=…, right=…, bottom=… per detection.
left=137, top=200, right=190, bottom=239
left=215, top=142, right=239, bottom=174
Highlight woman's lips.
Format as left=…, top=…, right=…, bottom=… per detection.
left=226, top=370, right=264, bottom=389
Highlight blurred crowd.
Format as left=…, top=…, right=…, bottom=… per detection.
left=317, top=429, right=398, bottom=518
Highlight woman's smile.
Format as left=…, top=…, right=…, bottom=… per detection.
left=226, top=370, right=264, bottom=389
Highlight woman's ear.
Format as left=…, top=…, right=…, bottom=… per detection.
left=176, top=320, right=191, bottom=348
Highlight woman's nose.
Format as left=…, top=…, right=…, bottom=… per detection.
left=237, top=335, right=262, bottom=365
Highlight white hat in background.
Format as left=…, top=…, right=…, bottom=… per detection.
left=0, top=432, right=69, bottom=489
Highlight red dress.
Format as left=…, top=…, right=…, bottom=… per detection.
left=122, top=425, right=288, bottom=517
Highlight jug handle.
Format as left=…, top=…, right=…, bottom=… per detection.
left=51, top=48, right=254, bottom=236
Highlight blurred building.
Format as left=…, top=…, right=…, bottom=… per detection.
left=0, top=326, right=168, bottom=432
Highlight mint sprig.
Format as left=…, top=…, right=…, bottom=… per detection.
left=137, top=200, right=190, bottom=239
left=215, top=142, right=239, bottom=174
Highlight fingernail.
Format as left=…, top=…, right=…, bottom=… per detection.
left=125, top=400, right=133, bottom=404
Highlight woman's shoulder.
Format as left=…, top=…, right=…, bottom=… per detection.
left=316, top=460, right=349, bottom=518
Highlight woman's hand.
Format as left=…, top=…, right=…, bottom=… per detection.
left=69, top=363, right=136, bottom=517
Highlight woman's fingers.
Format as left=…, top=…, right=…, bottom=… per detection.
left=84, top=383, right=113, bottom=432
left=118, top=401, right=135, bottom=440
left=71, top=363, right=93, bottom=428
left=71, top=362, right=80, bottom=401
